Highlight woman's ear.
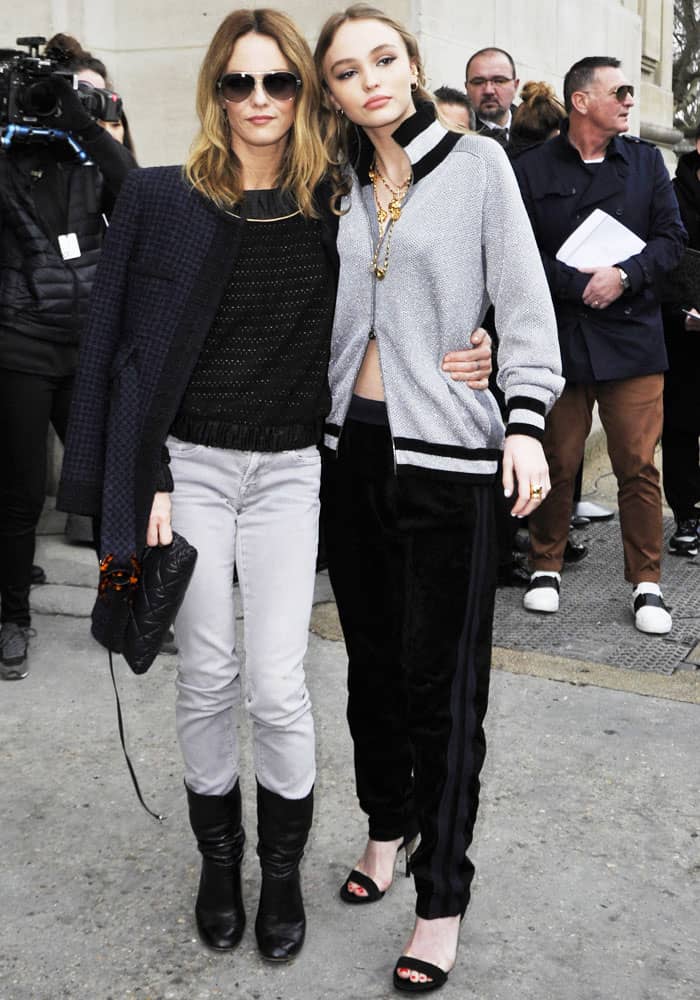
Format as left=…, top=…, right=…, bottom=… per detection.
left=324, top=85, right=343, bottom=113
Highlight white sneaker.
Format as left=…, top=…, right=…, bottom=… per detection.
left=523, top=572, right=561, bottom=613
left=574, top=501, right=615, bottom=521
left=633, top=584, right=672, bottom=635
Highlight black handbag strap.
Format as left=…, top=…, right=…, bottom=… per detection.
left=108, top=651, right=165, bottom=823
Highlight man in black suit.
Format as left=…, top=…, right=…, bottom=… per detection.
left=513, top=56, right=686, bottom=634
left=464, top=51, right=526, bottom=583
left=465, top=47, right=519, bottom=145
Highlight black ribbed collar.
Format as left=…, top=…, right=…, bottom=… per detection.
left=354, top=100, right=460, bottom=186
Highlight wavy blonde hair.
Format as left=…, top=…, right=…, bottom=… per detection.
left=314, top=3, right=432, bottom=197
left=184, top=8, right=327, bottom=217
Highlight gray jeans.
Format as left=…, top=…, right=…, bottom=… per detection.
left=168, top=436, right=320, bottom=799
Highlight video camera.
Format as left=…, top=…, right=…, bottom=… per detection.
left=0, top=36, right=122, bottom=128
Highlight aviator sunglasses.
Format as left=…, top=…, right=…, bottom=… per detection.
left=581, top=83, right=635, bottom=102
left=217, top=71, right=301, bottom=103
left=609, top=84, right=634, bottom=101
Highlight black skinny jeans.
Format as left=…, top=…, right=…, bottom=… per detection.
left=0, top=368, right=73, bottom=626
left=321, top=416, right=496, bottom=919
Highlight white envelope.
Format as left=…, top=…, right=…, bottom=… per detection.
left=555, top=208, right=646, bottom=269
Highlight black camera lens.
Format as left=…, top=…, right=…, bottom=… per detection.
left=19, top=79, right=59, bottom=117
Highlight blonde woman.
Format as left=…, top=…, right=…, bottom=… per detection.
left=59, top=8, right=337, bottom=964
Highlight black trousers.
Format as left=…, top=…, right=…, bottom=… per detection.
left=661, top=425, right=700, bottom=522
left=0, top=368, right=73, bottom=626
left=321, top=417, right=496, bottom=919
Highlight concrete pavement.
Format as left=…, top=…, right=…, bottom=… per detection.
left=1, top=489, right=699, bottom=1000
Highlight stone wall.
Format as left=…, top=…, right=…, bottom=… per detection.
left=2, top=1, right=678, bottom=168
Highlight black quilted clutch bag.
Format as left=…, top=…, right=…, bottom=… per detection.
left=91, top=532, right=197, bottom=674
left=123, top=532, right=197, bottom=674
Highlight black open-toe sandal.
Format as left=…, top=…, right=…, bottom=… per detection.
left=339, top=832, right=417, bottom=905
left=339, top=867, right=385, bottom=904
left=393, top=956, right=449, bottom=993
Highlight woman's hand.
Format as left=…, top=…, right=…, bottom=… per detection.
left=146, top=491, right=173, bottom=547
left=502, top=435, right=551, bottom=518
left=442, top=328, right=492, bottom=389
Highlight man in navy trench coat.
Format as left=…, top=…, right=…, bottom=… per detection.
left=512, top=55, right=686, bottom=634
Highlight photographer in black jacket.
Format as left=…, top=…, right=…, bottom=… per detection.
left=0, top=34, right=136, bottom=678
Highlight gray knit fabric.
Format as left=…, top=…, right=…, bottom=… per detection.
left=324, top=125, right=564, bottom=480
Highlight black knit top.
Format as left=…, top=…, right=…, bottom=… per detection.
left=170, top=188, right=334, bottom=452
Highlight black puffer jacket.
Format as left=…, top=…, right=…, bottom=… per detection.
left=0, top=127, right=136, bottom=373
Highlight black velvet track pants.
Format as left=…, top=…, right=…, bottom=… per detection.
left=321, top=416, right=496, bottom=919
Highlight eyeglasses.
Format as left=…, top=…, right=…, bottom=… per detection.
left=217, top=71, right=301, bottom=103
left=467, top=76, right=515, bottom=88
left=581, top=84, right=635, bottom=102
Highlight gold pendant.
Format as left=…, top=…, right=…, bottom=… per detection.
left=377, top=206, right=388, bottom=225
left=374, top=266, right=386, bottom=280
left=388, top=199, right=402, bottom=222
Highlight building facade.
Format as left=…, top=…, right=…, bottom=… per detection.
left=2, top=0, right=680, bottom=167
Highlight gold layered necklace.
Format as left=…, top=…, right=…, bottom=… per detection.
left=368, top=158, right=412, bottom=280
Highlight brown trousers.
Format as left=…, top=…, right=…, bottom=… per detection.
left=529, top=374, right=664, bottom=584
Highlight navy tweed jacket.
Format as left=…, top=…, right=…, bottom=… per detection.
left=57, top=166, right=339, bottom=564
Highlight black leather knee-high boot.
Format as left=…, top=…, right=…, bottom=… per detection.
left=186, top=780, right=246, bottom=951
left=255, top=782, right=313, bottom=962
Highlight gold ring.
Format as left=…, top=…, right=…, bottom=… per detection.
left=529, top=484, right=544, bottom=500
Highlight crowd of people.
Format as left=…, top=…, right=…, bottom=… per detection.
left=434, top=45, right=693, bottom=637
left=1, top=4, right=697, bottom=995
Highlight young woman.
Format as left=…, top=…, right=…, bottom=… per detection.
left=315, top=6, right=563, bottom=992
left=58, top=7, right=490, bottom=965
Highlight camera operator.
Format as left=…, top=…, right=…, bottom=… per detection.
left=0, top=34, right=136, bottom=678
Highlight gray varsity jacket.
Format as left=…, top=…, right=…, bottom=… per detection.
left=324, top=104, right=564, bottom=482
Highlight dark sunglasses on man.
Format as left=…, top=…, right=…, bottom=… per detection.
left=582, top=83, right=634, bottom=102
left=217, top=71, right=301, bottom=103
left=610, top=84, right=634, bottom=101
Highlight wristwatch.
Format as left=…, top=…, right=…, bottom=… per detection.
left=617, top=267, right=631, bottom=291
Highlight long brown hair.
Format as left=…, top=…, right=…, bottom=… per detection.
left=184, top=8, right=327, bottom=216
left=314, top=4, right=431, bottom=178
